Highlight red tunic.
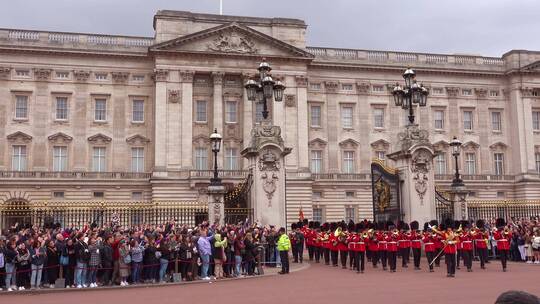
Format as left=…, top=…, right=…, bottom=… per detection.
left=367, top=234, right=379, bottom=251
left=386, top=234, right=399, bottom=252
left=442, top=232, right=458, bottom=254
left=494, top=230, right=512, bottom=251
left=329, top=234, right=339, bottom=251
left=410, top=231, right=422, bottom=249
left=377, top=233, right=387, bottom=251
left=422, top=233, right=436, bottom=252
left=459, top=234, right=474, bottom=251
left=474, top=231, right=488, bottom=249
left=398, top=232, right=412, bottom=249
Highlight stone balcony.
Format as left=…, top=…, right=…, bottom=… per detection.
left=0, top=171, right=152, bottom=180
left=0, top=28, right=154, bottom=55
left=434, top=174, right=516, bottom=182
left=306, top=47, right=506, bottom=73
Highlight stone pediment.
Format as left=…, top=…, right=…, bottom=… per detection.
left=339, top=138, right=360, bottom=149
left=150, top=22, right=314, bottom=59
left=87, top=133, right=112, bottom=144
left=7, top=131, right=32, bottom=142
left=308, top=138, right=327, bottom=148
left=48, top=132, right=73, bottom=143
left=126, top=134, right=150, bottom=145
left=370, top=139, right=390, bottom=150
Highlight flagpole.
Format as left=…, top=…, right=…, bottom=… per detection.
left=219, top=0, right=223, bottom=15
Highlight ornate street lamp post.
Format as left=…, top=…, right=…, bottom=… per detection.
left=450, top=136, right=465, bottom=188
left=392, top=68, right=429, bottom=124
left=210, top=128, right=222, bottom=186
left=244, top=59, right=286, bottom=120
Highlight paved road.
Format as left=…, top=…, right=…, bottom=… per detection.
left=3, top=262, right=539, bottom=304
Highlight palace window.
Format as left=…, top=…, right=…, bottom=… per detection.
left=224, top=148, right=239, bottom=170
left=463, top=110, right=473, bottom=131
left=93, top=191, right=104, bottom=198
left=372, top=85, right=384, bottom=92
left=434, top=110, right=444, bottom=129
left=53, top=191, right=65, bottom=199
left=131, top=147, right=144, bottom=173
left=341, top=83, right=353, bottom=91
left=494, top=153, right=504, bottom=176
left=55, top=71, right=69, bottom=79
left=94, top=99, right=107, bottom=121
left=345, top=207, right=356, bottom=223
left=55, top=97, right=68, bottom=120
left=95, top=73, right=108, bottom=80
left=255, top=102, right=264, bottom=122
left=341, top=106, right=353, bottom=129
left=195, top=100, right=207, bottom=122
left=465, top=152, right=476, bottom=175
left=462, top=89, right=472, bottom=96
left=92, top=147, right=106, bottom=172
left=309, top=83, right=321, bottom=90
left=536, top=153, right=540, bottom=175
left=491, top=111, right=502, bottom=131
left=489, top=90, right=499, bottom=97
left=373, top=108, right=385, bottom=128
left=312, top=207, right=323, bottom=222
left=15, top=95, right=28, bottom=119
left=15, top=69, right=30, bottom=78
left=132, top=191, right=143, bottom=200
left=195, top=147, right=208, bottom=170
left=312, top=191, right=322, bottom=200
left=342, top=151, right=355, bottom=173
left=310, top=105, right=321, bottom=127
left=132, top=99, right=144, bottom=123
left=132, top=75, right=145, bottom=82
left=533, top=111, right=540, bottom=130
left=435, top=153, right=447, bottom=175
left=12, top=145, right=27, bottom=171
left=53, top=146, right=68, bottom=172
left=432, top=87, right=444, bottom=95
left=310, top=150, right=323, bottom=173
left=225, top=101, right=237, bottom=123
left=345, top=191, right=355, bottom=198
left=376, top=151, right=386, bottom=162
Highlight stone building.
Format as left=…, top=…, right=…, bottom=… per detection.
left=0, top=10, right=540, bottom=227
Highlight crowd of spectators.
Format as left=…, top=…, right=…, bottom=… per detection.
left=0, top=219, right=288, bottom=291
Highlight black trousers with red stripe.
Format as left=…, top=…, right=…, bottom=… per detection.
left=356, top=251, right=365, bottom=272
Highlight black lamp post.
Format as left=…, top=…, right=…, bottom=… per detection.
left=392, top=68, right=429, bottom=124
left=450, top=136, right=465, bottom=188
left=210, top=128, right=222, bottom=186
left=244, top=59, right=286, bottom=120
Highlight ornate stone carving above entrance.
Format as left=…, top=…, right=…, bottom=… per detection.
left=48, top=132, right=73, bottom=144
left=87, top=133, right=112, bottom=144
left=126, top=134, right=150, bottom=145
left=7, top=131, right=32, bottom=143
left=207, top=28, right=257, bottom=54
left=34, top=68, right=51, bottom=81
left=153, top=69, right=169, bottom=82
left=285, top=94, right=296, bottom=107
left=475, top=87, right=488, bottom=99
left=112, top=72, right=129, bottom=84
left=356, top=82, right=370, bottom=95
left=0, top=67, right=11, bottom=79
left=411, top=149, right=432, bottom=202
left=445, top=86, right=460, bottom=97
left=73, top=70, right=90, bottom=81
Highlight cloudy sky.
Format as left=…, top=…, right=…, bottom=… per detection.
left=1, top=0, right=538, bottom=56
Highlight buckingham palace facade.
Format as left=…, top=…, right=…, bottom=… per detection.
left=1, top=10, right=540, bottom=225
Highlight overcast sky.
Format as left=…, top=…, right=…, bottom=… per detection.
left=1, top=0, right=539, bottom=57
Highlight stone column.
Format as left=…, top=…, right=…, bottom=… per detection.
left=212, top=72, right=224, bottom=168
left=242, top=122, right=291, bottom=228
left=450, top=188, right=469, bottom=220
left=72, top=70, right=90, bottom=171
left=295, top=75, right=309, bottom=171
left=153, top=69, right=169, bottom=172
left=446, top=87, right=460, bottom=137
left=242, top=73, right=253, bottom=165
left=180, top=70, right=194, bottom=169
left=325, top=81, right=340, bottom=173
left=207, top=184, right=226, bottom=226
left=388, top=124, right=436, bottom=223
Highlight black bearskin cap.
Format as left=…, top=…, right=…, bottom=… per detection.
left=314, top=221, right=321, bottom=229
left=476, top=219, right=485, bottom=229
left=429, top=220, right=439, bottom=227
left=461, top=220, right=470, bottom=229
left=377, top=222, right=385, bottom=230
left=386, top=221, right=394, bottom=230
left=410, top=221, right=419, bottom=230
left=291, top=223, right=297, bottom=230
left=308, top=221, right=314, bottom=229
left=330, top=222, right=337, bottom=231
left=303, top=218, right=309, bottom=226
left=322, top=222, right=329, bottom=231
left=355, top=223, right=363, bottom=232
left=297, top=222, right=303, bottom=229
left=397, top=220, right=405, bottom=230
left=444, top=218, right=455, bottom=230
left=423, top=222, right=430, bottom=231
left=496, top=218, right=506, bottom=228
left=348, top=220, right=355, bottom=231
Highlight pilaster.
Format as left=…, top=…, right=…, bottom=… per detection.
left=180, top=70, right=194, bottom=169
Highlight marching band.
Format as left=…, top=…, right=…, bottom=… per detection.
left=297, top=217, right=513, bottom=278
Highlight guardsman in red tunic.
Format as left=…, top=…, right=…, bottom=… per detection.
left=304, top=222, right=314, bottom=261
left=398, top=222, right=411, bottom=268
left=430, top=220, right=442, bottom=267
left=367, top=226, right=379, bottom=268
left=422, top=225, right=436, bottom=272
left=409, top=221, right=422, bottom=270
left=337, top=223, right=350, bottom=269
left=434, top=220, right=459, bottom=277
left=459, top=223, right=474, bottom=272
left=493, top=218, right=512, bottom=272
left=322, top=223, right=331, bottom=265
left=377, top=222, right=389, bottom=271
left=347, top=230, right=357, bottom=270
left=386, top=228, right=399, bottom=272
left=474, top=220, right=489, bottom=269
left=330, top=223, right=340, bottom=267
left=355, top=228, right=367, bottom=273
left=313, top=225, right=322, bottom=263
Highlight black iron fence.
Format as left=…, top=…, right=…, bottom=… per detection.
left=0, top=201, right=209, bottom=229
left=224, top=208, right=254, bottom=225
left=467, top=200, right=540, bottom=221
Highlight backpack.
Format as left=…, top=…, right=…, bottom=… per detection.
left=532, top=237, right=540, bottom=249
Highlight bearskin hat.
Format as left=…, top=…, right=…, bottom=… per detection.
left=476, top=219, right=485, bottom=229
left=314, top=221, right=321, bottom=229
left=330, top=222, right=337, bottom=231
left=410, top=221, right=419, bottom=230
left=403, top=223, right=410, bottom=231
left=429, top=220, right=439, bottom=227
left=355, top=223, right=363, bottom=232
left=291, top=223, right=297, bottom=230
left=461, top=220, right=470, bottom=229
left=423, top=222, right=430, bottom=232
left=367, top=222, right=376, bottom=230
left=348, top=220, right=355, bottom=231
left=444, top=218, right=455, bottom=230
left=308, top=221, right=314, bottom=229
left=303, top=218, right=309, bottom=226
left=397, top=220, right=405, bottom=230
left=454, top=221, right=462, bottom=230
left=322, top=222, right=329, bottom=231
left=386, top=221, right=394, bottom=230
left=496, top=218, right=506, bottom=228
left=377, top=222, right=386, bottom=231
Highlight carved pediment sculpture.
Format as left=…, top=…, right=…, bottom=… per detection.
left=111, top=72, right=129, bottom=84
left=445, top=86, right=460, bottom=97
left=126, top=134, right=150, bottom=145
left=153, top=69, right=169, bottom=82
left=7, top=131, right=32, bottom=143
left=87, top=133, right=112, bottom=144
left=258, top=150, right=280, bottom=172
left=73, top=70, right=90, bottom=82
left=48, top=132, right=73, bottom=143
left=475, top=87, right=488, bottom=99
left=0, top=67, right=11, bottom=79
left=356, top=82, right=371, bottom=94
left=207, top=28, right=258, bottom=54
left=325, top=81, right=339, bottom=93
left=370, top=139, right=390, bottom=150
left=34, top=68, right=51, bottom=81
left=295, top=75, right=308, bottom=88
left=285, top=94, right=296, bottom=107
